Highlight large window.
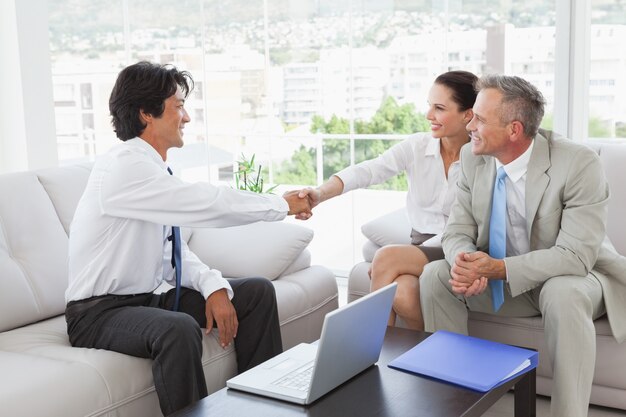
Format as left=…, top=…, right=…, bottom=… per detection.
left=47, top=0, right=624, bottom=273
left=590, top=0, right=626, bottom=139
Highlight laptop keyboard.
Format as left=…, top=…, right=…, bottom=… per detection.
left=272, top=362, right=315, bottom=391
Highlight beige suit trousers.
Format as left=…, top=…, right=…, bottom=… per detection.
left=420, top=259, right=606, bottom=417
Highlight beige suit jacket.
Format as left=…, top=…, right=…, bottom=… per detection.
left=442, top=132, right=626, bottom=343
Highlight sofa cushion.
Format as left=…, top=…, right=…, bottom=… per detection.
left=0, top=172, right=69, bottom=332
left=0, top=350, right=114, bottom=417
left=186, top=221, right=314, bottom=280
left=360, top=207, right=411, bottom=248
left=0, top=315, right=238, bottom=416
left=36, top=163, right=92, bottom=235
left=362, top=240, right=382, bottom=262
left=279, top=250, right=312, bottom=277
left=597, top=143, right=626, bottom=255
left=0, top=317, right=156, bottom=413
left=468, top=312, right=626, bottom=392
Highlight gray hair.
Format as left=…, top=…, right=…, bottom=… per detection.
left=476, top=75, right=546, bottom=138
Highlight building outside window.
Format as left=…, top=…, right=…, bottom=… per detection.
left=47, top=0, right=626, bottom=274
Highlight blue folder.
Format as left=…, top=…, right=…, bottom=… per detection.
left=388, top=330, right=538, bottom=392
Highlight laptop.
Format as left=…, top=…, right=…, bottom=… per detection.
left=226, top=282, right=397, bottom=404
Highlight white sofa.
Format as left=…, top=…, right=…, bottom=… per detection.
left=0, top=163, right=338, bottom=417
left=348, top=141, right=626, bottom=411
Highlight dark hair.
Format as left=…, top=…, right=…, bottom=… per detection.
left=434, top=70, right=478, bottom=111
left=476, top=74, right=546, bottom=138
left=109, top=61, right=194, bottom=141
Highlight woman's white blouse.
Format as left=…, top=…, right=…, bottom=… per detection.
left=335, top=133, right=461, bottom=246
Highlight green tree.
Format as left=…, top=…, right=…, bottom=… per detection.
left=540, top=113, right=553, bottom=131
left=588, top=116, right=611, bottom=138
left=272, top=145, right=317, bottom=186
left=361, top=97, right=430, bottom=135
left=284, top=96, right=429, bottom=191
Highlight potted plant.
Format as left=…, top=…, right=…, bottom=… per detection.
left=234, top=153, right=278, bottom=194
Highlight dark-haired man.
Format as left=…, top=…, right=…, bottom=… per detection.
left=420, top=74, right=626, bottom=417
left=65, top=61, right=311, bottom=415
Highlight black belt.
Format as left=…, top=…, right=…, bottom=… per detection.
left=66, top=294, right=114, bottom=316
left=66, top=293, right=154, bottom=317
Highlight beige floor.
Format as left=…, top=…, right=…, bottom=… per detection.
left=336, top=279, right=626, bottom=417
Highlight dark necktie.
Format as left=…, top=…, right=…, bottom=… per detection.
left=488, top=166, right=507, bottom=312
left=167, top=167, right=182, bottom=311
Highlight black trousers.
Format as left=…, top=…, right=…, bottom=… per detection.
left=65, top=277, right=283, bottom=416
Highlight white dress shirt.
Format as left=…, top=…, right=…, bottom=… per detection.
left=335, top=133, right=461, bottom=246
left=66, top=138, right=289, bottom=303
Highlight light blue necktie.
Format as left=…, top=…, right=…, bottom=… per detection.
left=488, top=166, right=507, bottom=312
left=167, top=167, right=182, bottom=312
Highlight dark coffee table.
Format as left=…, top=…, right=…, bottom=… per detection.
left=172, top=327, right=536, bottom=417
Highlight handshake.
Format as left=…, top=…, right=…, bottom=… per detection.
left=282, top=187, right=321, bottom=220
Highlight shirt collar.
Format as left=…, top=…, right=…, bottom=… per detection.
left=127, top=137, right=168, bottom=170
left=495, top=140, right=534, bottom=182
left=425, top=136, right=440, bottom=157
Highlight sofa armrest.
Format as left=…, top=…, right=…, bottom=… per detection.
left=186, top=221, right=314, bottom=280
left=361, top=207, right=411, bottom=248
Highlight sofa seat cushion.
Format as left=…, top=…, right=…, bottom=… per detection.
left=0, top=315, right=239, bottom=417
left=468, top=312, right=626, bottom=390
left=0, top=316, right=158, bottom=416
left=0, top=350, right=118, bottom=417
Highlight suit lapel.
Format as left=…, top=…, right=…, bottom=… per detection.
left=475, top=156, right=495, bottom=246
left=525, top=134, right=551, bottom=236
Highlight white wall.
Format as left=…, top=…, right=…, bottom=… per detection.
left=0, top=0, right=57, bottom=174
